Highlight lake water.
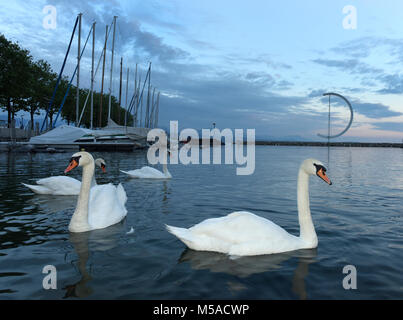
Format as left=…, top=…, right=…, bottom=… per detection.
left=0, top=146, right=402, bottom=299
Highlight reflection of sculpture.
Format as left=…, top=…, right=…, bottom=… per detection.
left=178, top=248, right=317, bottom=299
left=317, top=92, right=353, bottom=139
left=63, top=223, right=123, bottom=299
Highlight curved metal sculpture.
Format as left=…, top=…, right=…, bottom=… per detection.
left=317, top=92, right=353, bottom=139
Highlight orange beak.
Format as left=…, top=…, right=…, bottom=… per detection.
left=101, top=164, right=106, bottom=173
left=64, top=159, right=78, bottom=174
left=317, top=168, right=332, bottom=185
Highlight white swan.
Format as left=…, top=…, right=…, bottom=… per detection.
left=22, top=158, right=106, bottom=195
left=120, top=151, right=172, bottom=179
left=64, top=151, right=127, bottom=232
left=166, top=158, right=332, bottom=256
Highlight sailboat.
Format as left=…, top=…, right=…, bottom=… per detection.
left=29, top=14, right=160, bottom=152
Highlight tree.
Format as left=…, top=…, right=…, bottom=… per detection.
left=49, top=77, right=75, bottom=128
left=60, top=88, right=133, bottom=128
left=0, top=33, right=134, bottom=130
left=0, top=34, right=32, bottom=127
left=26, top=59, right=56, bottom=129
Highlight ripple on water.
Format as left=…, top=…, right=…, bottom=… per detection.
left=0, top=147, right=402, bottom=299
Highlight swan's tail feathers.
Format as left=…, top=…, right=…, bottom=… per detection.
left=22, top=183, right=49, bottom=194
left=166, top=225, right=196, bottom=248
left=120, top=170, right=129, bottom=175
left=116, top=183, right=128, bottom=206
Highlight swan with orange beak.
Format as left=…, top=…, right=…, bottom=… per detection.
left=167, top=158, right=332, bottom=256
left=64, top=151, right=127, bottom=233
left=22, top=158, right=107, bottom=195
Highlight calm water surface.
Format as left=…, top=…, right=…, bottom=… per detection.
left=0, top=146, right=402, bottom=299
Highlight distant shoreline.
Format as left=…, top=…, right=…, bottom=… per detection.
left=253, top=141, right=403, bottom=148
left=190, top=138, right=403, bottom=148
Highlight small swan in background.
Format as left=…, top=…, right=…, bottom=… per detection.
left=64, top=152, right=127, bottom=232
left=121, top=150, right=172, bottom=179
left=166, top=159, right=332, bottom=256
left=22, top=158, right=106, bottom=195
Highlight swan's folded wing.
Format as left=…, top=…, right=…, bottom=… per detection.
left=121, top=166, right=164, bottom=178
left=188, top=211, right=298, bottom=255
left=120, top=169, right=136, bottom=176
left=22, top=183, right=52, bottom=194
left=88, top=184, right=127, bottom=230
left=137, top=166, right=165, bottom=178
left=116, top=183, right=127, bottom=205
left=36, top=176, right=81, bottom=195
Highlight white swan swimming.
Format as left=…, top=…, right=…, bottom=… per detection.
left=120, top=151, right=172, bottom=179
left=64, top=151, right=127, bottom=232
left=166, top=158, right=332, bottom=256
left=22, top=158, right=106, bottom=195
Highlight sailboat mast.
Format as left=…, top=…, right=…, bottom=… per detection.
left=136, top=75, right=141, bottom=127
left=150, top=87, right=155, bottom=128
left=146, top=62, right=151, bottom=127
left=99, top=25, right=108, bottom=127
left=90, top=22, right=95, bottom=130
left=76, top=13, right=82, bottom=127
left=108, top=16, right=117, bottom=124
left=155, top=91, right=160, bottom=128
left=139, top=76, right=143, bottom=128
left=118, top=57, right=123, bottom=125
left=124, top=67, right=129, bottom=127
left=133, top=63, right=138, bottom=127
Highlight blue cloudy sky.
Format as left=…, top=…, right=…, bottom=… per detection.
left=1, top=0, right=403, bottom=141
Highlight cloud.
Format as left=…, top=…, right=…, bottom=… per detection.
left=312, top=58, right=383, bottom=76
left=308, top=89, right=401, bottom=120
left=331, top=36, right=403, bottom=63
left=2, top=1, right=403, bottom=142
left=315, top=94, right=401, bottom=119
left=312, top=57, right=403, bottom=95
left=122, top=20, right=189, bottom=63
left=222, top=53, right=292, bottom=70
left=352, top=101, right=402, bottom=119
left=376, top=74, right=403, bottom=94
left=372, top=122, right=403, bottom=132
left=330, top=37, right=378, bottom=59
left=153, top=65, right=309, bottom=132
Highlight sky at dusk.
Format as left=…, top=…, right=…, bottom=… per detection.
left=1, top=0, right=403, bottom=142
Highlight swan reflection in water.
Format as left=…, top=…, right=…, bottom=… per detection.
left=63, top=222, right=124, bottom=299
left=178, top=248, right=317, bottom=299
left=28, top=195, right=77, bottom=214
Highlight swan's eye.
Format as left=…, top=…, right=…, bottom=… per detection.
left=313, top=163, right=327, bottom=174
left=70, top=156, right=81, bottom=164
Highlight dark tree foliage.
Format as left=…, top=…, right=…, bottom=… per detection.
left=0, top=33, right=132, bottom=129
left=0, top=34, right=33, bottom=127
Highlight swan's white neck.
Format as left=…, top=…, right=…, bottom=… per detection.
left=69, top=161, right=94, bottom=232
left=297, top=168, right=317, bottom=247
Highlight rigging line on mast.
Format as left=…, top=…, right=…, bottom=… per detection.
left=107, top=16, right=117, bottom=122
left=78, top=20, right=114, bottom=127
left=126, top=69, right=141, bottom=118
left=54, top=17, right=114, bottom=129
left=53, top=23, right=94, bottom=128
left=41, top=15, right=79, bottom=132
left=93, top=20, right=113, bottom=82
left=128, top=64, right=150, bottom=116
